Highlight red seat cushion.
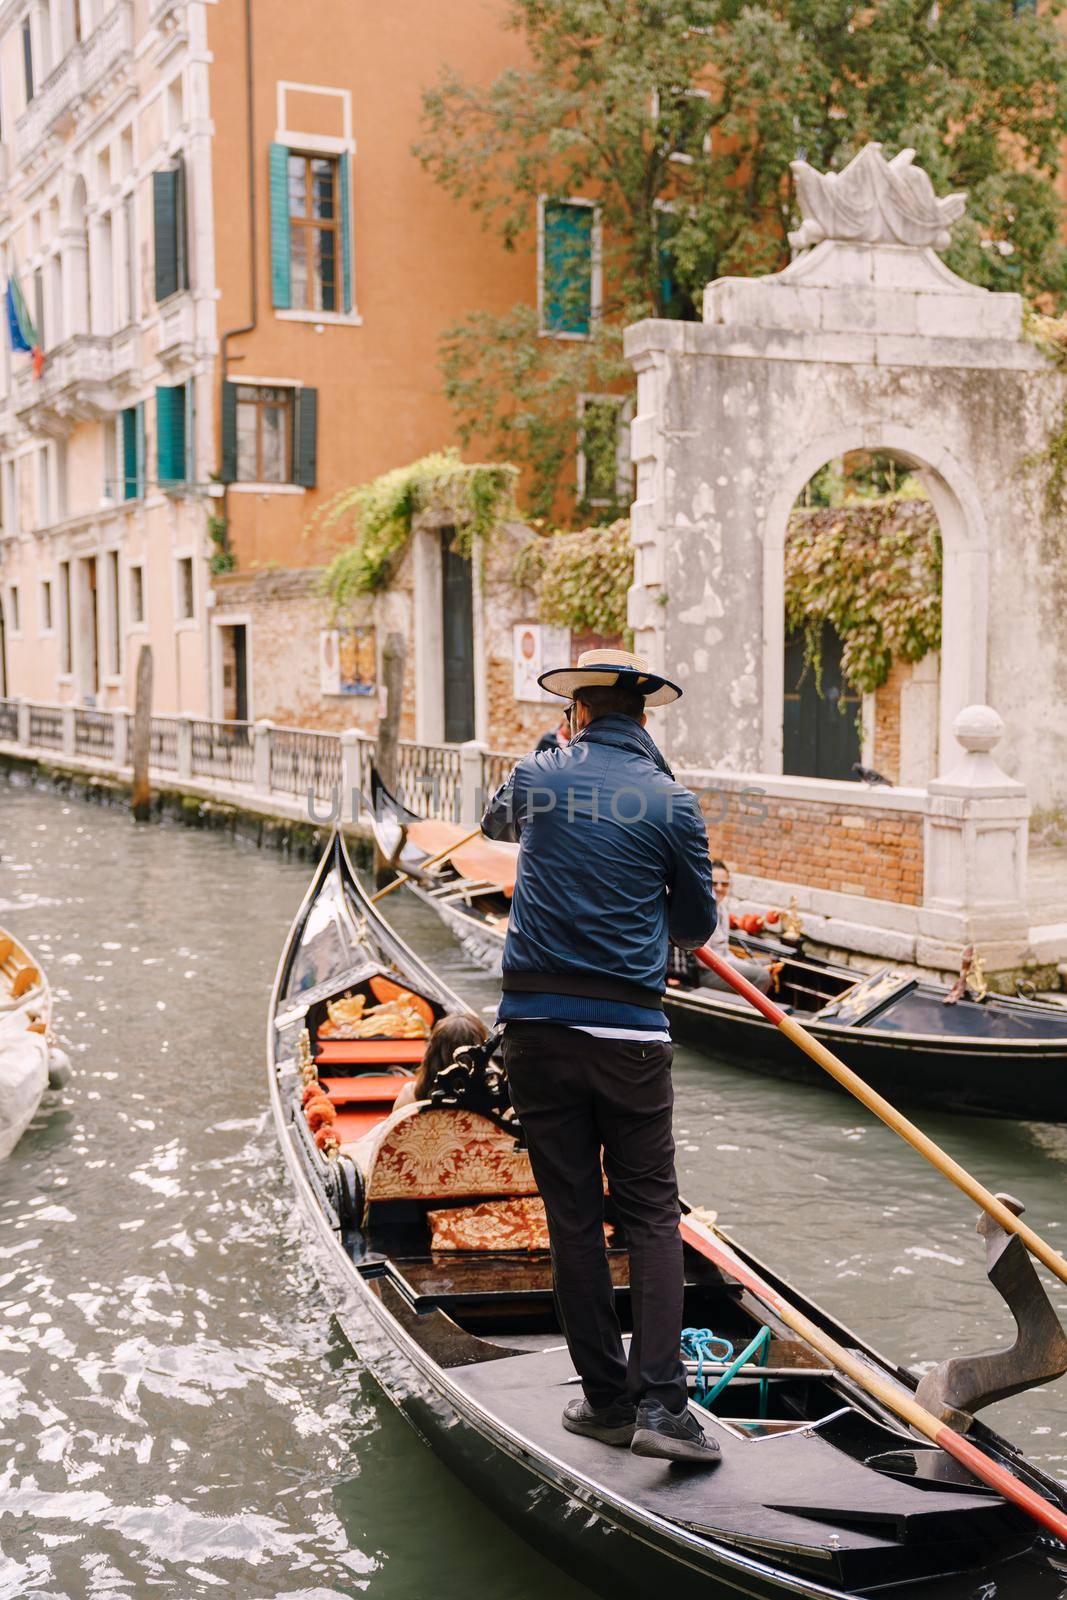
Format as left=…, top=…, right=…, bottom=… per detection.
left=315, top=1039, right=426, bottom=1066
left=320, top=1075, right=408, bottom=1106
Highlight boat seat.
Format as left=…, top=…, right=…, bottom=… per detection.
left=362, top=1105, right=538, bottom=1208
left=320, top=1074, right=409, bottom=1106
left=315, top=1038, right=426, bottom=1067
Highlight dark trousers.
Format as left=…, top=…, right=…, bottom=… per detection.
left=501, top=1022, right=688, bottom=1413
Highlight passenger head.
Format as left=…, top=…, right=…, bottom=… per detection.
left=710, top=859, right=730, bottom=901
left=571, top=684, right=647, bottom=730
left=414, top=1011, right=489, bottom=1099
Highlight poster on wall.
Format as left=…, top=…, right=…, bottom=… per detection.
left=320, top=627, right=377, bottom=697
left=513, top=623, right=571, bottom=704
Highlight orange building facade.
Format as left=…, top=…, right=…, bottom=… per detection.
left=0, top=0, right=581, bottom=740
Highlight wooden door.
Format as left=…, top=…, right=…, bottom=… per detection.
left=783, top=623, right=861, bottom=780
left=440, top=529, right=475, bottom=743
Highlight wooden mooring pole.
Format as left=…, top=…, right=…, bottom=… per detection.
left=131, top=644, right=153, bottom=822
left=374, top=632, right=406, bottom=887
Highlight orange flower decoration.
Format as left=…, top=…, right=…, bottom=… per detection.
left=306, top=1099, right=337, bottom=1133
left=315, top=1127, right=341, bottom=1155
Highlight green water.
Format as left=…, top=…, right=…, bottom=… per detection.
left=0, top=781, right=1064, bottom=1598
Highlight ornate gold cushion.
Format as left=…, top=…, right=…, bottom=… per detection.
left=427, top=1196, right=553, bottom=1251
left=365, top=1107, right=538, bottom=1202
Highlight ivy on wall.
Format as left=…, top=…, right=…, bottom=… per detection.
left=516, top=519, right=633, bottom=637
left=785, top=500, right=942, bottom=695
left=319, top=448, right=518, bottom=611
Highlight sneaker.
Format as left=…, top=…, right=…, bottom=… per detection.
left=562, top=1396, right=637, bottom=1446
left=630, top=1399, right=722, bottom=1466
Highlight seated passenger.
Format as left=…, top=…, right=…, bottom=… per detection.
left=697, top=859, right=774, bottom=996
left=347, top=1011, right=489, bottom=1171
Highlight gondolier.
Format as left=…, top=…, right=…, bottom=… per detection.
left=483, top=648, right=719, bottom=1464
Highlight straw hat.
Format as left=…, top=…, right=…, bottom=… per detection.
left=537, top=647, right=682, bottom=708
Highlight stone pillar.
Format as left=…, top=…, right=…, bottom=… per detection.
left=460, top=739, right=489, bottom=827
left=252, top=719, right=273, bottom=794
left=919, top=705, right=1030, bottom=970
left=176, top=715, right=194, bottom=781
left=61, top=704, right=76, bottom=758
left=112, top=706, right=128, bottom=768
left=16, top=698, right=30, bottom=747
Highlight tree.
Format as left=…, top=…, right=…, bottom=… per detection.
left=417, top=0, right=1067, bottom=519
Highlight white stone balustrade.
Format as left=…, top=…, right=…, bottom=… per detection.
left=14, top=330, right=140, bottom=431
left=15, top=1, right=133, bottom=166
left=919, top=705, right=1030, bottom=968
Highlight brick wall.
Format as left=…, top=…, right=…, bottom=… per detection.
left=871, top=658, right=906, bottom=785
left=698, top=786, right=924, bottom=905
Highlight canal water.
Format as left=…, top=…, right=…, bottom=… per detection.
left=1, top=781, right=1066, bottom=1599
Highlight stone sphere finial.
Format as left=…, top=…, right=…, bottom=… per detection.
left=953, top=704, right=1004, bottom=755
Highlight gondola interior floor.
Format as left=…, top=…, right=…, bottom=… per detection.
left=449, top=1346, right=1028, bottom=1577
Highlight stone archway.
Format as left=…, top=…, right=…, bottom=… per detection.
left=625, top=143, right=1061, bottom=809
left=761, top=425, right=986, bottom=779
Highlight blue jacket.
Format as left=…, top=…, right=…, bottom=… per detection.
left=482, top=715, right=716, bottom=1009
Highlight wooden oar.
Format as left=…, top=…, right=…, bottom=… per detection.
left=694, top=945, right=1067, bottom=1289
left=680, top=1210, right=1067, bottom=1540
left=370, top=826, right=483, bottom=904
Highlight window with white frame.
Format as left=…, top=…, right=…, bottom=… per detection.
left=35, top=445, right=51, bottom=528
left=539, top=198, right=599, bottom=338
left=578, top=395, right=632, bottom=509
left=653, top=86, right=713, bottom=165
left=7, top=585, right=19, bottom=636
left=39, top=578, right=53, bottom=634
left=175, top=555, right=194, bottom=622
left=129, top=562, right=145, bottom=626
left=59, top=559, right=71, bottom=674
left=2, top=460, right=15, bottom=537
left=105, top=549, right=121, bottom=675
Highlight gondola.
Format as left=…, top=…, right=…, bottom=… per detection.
left=367, top=768, right=1067, bottom=1122
left=0, top=927, right=61, bottom=1158
left=268, top=830, right=1067, bottom=1598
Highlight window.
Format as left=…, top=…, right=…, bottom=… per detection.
left=36, top=445, right=52, bottom=528
left=122, top=194, right=136, bottom=324
left=221, top=382, right=318, bottom=488
left=578, top=396, right=632, bottom=508
left=121, top=402, right=145, bottom=499
left=59, top=560, right=71, bottom=674
left=156, top=381, right=193, bottom=487
left=39, top=579, right=53, bottom=634
left=175, top=556, right=194, bottom=621
left=540, top=199, right=597, bottom=337
left=655, top=87, right=712, bottom=165
left=33, top=268, right=44, bottom=351
left=3, top=459, right=18, bottom=537
left=21, top=18, right=33, bottom=106
left=129, top=562, right=145, bottom=626
left=106, top=550, right=121, bottom=675
left=269, top=142, right=353, bottom=314
left=102, top=418, right=118, bottom=499
left=153, top=155, right=188, bottom=302
left=8, top=586, right=19, bottom=635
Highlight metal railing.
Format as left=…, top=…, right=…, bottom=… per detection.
left=395, top=740, right=463, bottom=819
left=74, top=708, right=114, bottom=760
left=269, top=726, right=343, bottom=800
left=28, top=704, right=63, bottom=750
left=0, top=698, right=523, bottom=825
left=190, top=720, right=254, bottom=785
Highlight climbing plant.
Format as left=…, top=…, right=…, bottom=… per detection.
left=784, top=500, right=942, bottom=695
left=319, top=449, right=518, bottom=611
left=517, top=519, right=634, bottom=637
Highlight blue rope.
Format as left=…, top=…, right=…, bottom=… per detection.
left=680, top=1327, right=734, bottom=1402
left=681, top=1326, right=772, bottom=1417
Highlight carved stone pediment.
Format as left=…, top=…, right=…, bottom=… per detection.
left=789, top=143, right=966, bottom=253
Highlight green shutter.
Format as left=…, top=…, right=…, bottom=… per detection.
left=339, top=151, right=353, bottom=314
left=292, top=387, right=317, bottom=488
left=269, top=143, right=291, bottom=309
left=135, top=402, right=146, bottom=498
left=153, top=167, right=179, bottom=302
left=543, top=200, right=594, bottom=336
left=122, top=407, right=137, bottom=499
left=156, top=384, right=186, bottom=487
left=220, top=381, right=238, bottom=483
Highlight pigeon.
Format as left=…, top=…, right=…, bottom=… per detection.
left=851, top=763, right=891, bottom=787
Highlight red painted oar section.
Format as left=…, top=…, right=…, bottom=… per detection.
left=680, top=1210, right=1067, bottom=1542
left=694, top=945, right=1067, bottom=1289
